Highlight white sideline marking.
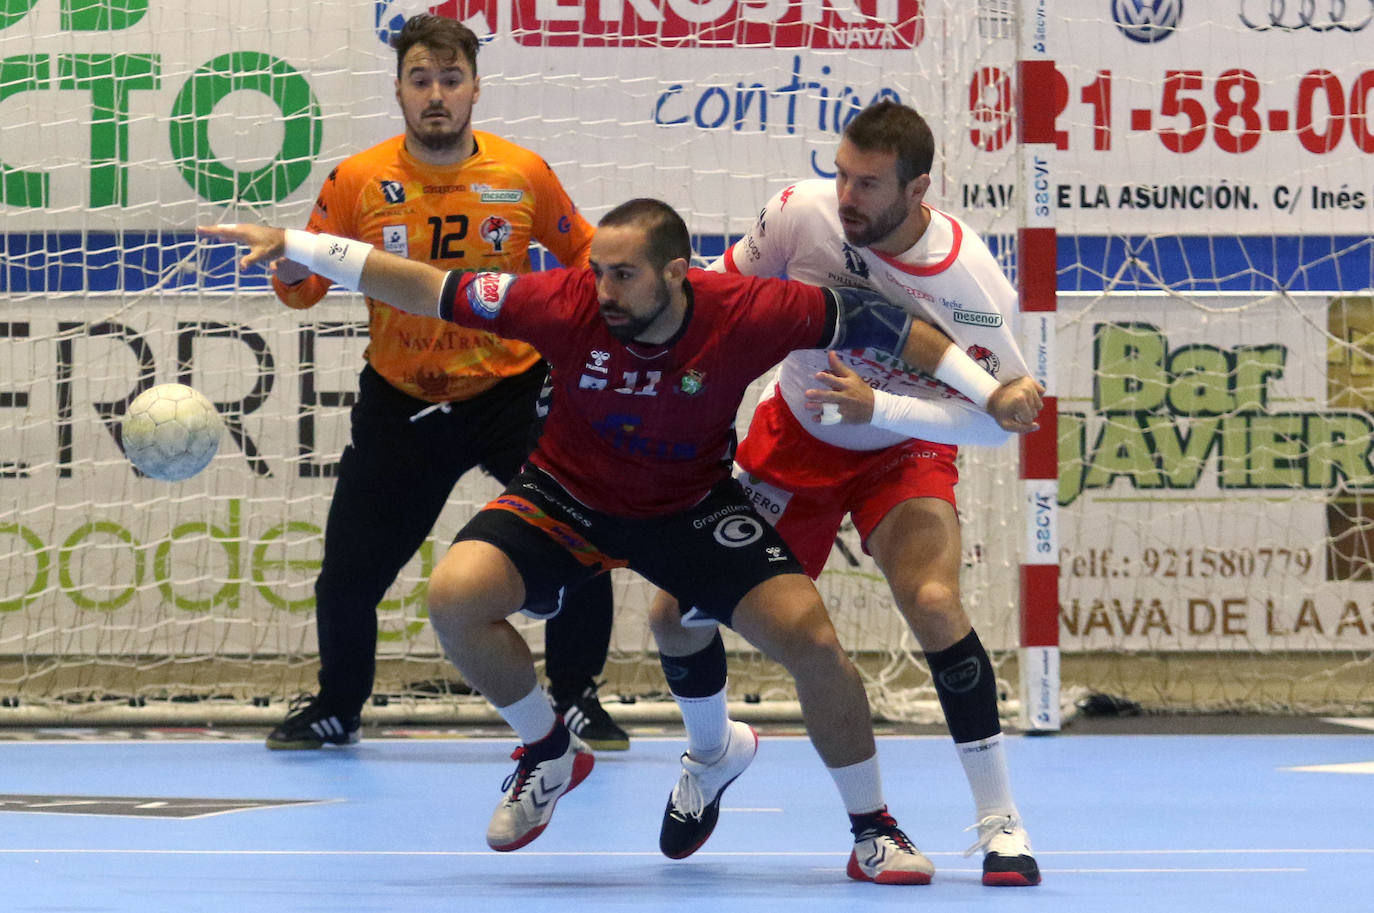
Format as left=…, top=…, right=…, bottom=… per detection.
left=1321, top=717, right=1374, bottom=732
left=0, top=848, right=1359, bottom=859
left=1285, top=761, right=1374, bottom=774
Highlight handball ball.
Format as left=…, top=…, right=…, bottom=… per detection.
left=121, top=383, right=224, bottom=481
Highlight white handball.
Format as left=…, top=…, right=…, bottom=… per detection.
left=121, top=383, right=224, bottom=481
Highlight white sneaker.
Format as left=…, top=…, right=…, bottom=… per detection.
left=486, top=732, right=595, bottom=852
left=965, top=813, right=1041, bottom=886
left=659, top=720, right=758, bottom=858
left=846, top=810, right=935, bottom=885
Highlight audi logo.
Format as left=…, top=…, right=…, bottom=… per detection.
left=1240, top=0, right=1374, bottom=30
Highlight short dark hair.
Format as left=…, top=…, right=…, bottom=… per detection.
left=598, top=199, right=692, bottom=269
left=842, top=100, right=935, bottom=186
left=393, top=15, right=479, bottom=79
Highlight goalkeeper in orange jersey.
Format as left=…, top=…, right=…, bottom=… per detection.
left=264, top=13, right=627, bottom=752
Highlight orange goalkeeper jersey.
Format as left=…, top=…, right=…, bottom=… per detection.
left=273, top=131, right=594, bottom=403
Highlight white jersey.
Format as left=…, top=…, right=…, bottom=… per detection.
left=716, top=179, right=1029, bottom=451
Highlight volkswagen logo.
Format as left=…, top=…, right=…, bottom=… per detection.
left=1240, top=0, right=1373, bottom=31
left=1111, top=0, right=1183, bottom=42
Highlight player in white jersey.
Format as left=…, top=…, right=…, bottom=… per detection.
left=648, top=101, right=1043, bottom=887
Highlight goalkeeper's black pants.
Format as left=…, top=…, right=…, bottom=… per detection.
left=311, top=363, right=614, bottom=714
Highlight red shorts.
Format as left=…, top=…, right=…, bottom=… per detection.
left=734, top=392, right=959, bottom=579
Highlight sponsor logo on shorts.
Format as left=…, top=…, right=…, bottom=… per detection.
left=711, top=514, right=764, bottom=549
left=734, top=470, right=790, bottom=522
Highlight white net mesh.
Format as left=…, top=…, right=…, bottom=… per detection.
left=1051, top=3, right=1374, bottom=713
left=14, top=2, right=1368, bottom=723
left=2, top=0, right=1029, bottom=723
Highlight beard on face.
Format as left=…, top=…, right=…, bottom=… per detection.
left=839, top=195, right=910, bottom=248
left=409, top=107, right=466, bottom=153
left=603, top=277, right=672, bottom=342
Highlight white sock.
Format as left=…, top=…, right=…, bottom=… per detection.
left=826, top=753, right=886, bottom=816
left=495, top=686, right=558, bottom=745
left=957, top=733, right=1019, bottom=820
left=674, top=685, right=730, bottom=763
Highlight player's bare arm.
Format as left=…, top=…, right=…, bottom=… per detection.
left=804, top=350, right=876, bottom=424
left=806, top=349, right=1043, bottom=435
left=986, top=376, right=1044, bottom=433
left=198, top=224, right=448, bottom=317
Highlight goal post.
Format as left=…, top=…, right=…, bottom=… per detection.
left=4, top=1, right=1370, bottom=725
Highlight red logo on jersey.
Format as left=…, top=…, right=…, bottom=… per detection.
left=967, top=344, right=1000, bottom=377
left=467, top=272, right=514, bottom=318
left=480, top=215, right=512, bottom=253
left=508, top=0, right=923, bottom=49
left=778, top=185, right=797, bottom=207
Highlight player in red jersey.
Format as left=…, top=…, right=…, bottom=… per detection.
left=199, top=199, right=1039, bottom=882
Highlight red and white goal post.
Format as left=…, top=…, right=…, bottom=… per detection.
left=3, top=2, right=1372, bottom=723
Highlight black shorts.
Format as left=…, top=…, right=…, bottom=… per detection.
left=455, top=466, right=805, bottom=628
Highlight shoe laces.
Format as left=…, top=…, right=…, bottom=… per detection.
left=283, top=692, right=321, bottom=720
left=668, top=759, right=708, bottom=820
left=963, top=813, right=1020, bottom=857
left=856, top=811, right=918, bottom=854
left=500, top=747, right=538, bottom=802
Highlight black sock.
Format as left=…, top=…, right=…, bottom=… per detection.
left=925, top=629, right=1002, bottom=744
left=848, top=806, right=891, bottom=835
left=659, top=630, right=727, bottom=698
left=523, top=718, right=571, bottom=762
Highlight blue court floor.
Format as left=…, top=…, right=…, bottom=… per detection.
left=1, top=728, right=1371, bottom=912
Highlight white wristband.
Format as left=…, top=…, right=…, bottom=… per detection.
left=932, top=346, right=1000, bottom=409
left=283, top=229, right=371, bottom=291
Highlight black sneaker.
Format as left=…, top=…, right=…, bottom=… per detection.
left=553, top=685, right=629, bottom=751
left=265, top=694, right=361, bottom=750
left=659, top=720, right=757, bottom=859
left=966, top=814, right=1042, bottom=886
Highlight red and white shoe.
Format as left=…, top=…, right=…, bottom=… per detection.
left=846, top=810, right=935, bottom=885
left=486, top=732, right=595, bottom=852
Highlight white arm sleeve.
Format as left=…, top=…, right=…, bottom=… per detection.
left=869, top=388, right=1011, bottom=447
left=931, top=345, right=1000, bottom=409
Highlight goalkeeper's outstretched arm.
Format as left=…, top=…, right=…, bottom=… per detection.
left=198, top=225, right=447, bottom=317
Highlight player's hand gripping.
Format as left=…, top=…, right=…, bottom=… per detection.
left=805, top=350, right=876, bottom=424
left=196, top=223, right=292, bottom=275
left=987, top=375, right=1045, bottom=433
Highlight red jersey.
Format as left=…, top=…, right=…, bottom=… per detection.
left=438, top=268, right=834, bottom=517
